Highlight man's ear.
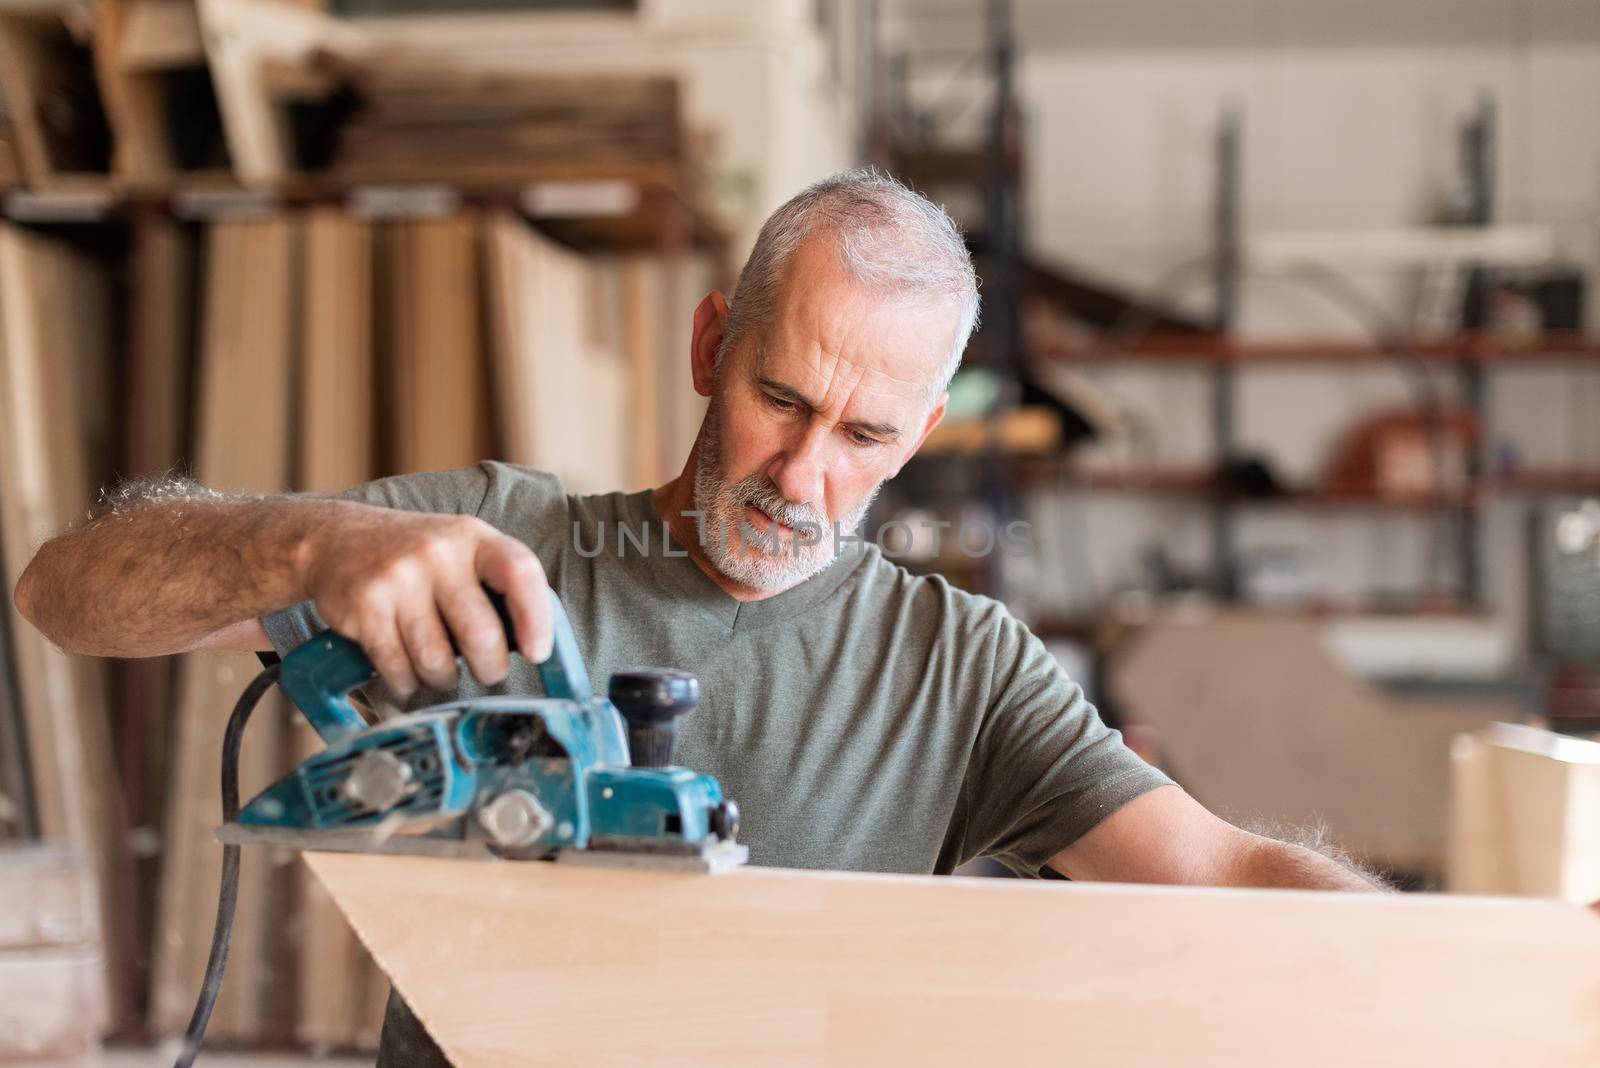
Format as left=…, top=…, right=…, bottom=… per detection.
left=892, top=392, right=948, bottom=478
left=690, top=291, right=731, bottom=398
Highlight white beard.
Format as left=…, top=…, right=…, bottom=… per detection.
left=690, top=399, right=879, bottom=591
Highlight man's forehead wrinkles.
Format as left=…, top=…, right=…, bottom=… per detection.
left=794, top=342, right=924, bottom=392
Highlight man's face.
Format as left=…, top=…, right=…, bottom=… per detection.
left=689, top=235, right=956, bottom=591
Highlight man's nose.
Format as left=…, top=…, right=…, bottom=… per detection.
left=767, top=422, right=828, bottom=508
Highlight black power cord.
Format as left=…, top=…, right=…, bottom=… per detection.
left=173, top=661, right=282, bottom=1068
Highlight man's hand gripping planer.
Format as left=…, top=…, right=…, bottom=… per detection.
left=177, top=591, right=744, bottom=1067
left=221, top=591, right=744, bottom=866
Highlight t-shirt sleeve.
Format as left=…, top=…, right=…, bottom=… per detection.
left=258, top=465, right=495, bottom=657
left=962, top=611, right=1173, bottom=877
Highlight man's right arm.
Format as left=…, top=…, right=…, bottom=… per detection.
left=11, top=477, right=554, bottom=698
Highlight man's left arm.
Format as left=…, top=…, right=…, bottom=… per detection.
left=1049, top=784, right=1387, bottom=891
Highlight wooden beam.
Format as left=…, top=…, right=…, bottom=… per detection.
left=195, top=0, right=365, bottom=184
left=92, top=0, right=175, bottom=183
left=116, top=0, right=205, bottom=72
left=306, top=852, right=1600, bottom=1067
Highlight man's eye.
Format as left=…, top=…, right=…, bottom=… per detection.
left=766, top=394, right=797, bottom=412
left=847, top=431, right=881, bottom=449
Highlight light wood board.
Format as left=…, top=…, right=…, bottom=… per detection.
left=482, top=213, right=628, bottom=493
left=384, top=214, right=490, bottom=475
left=0, top=224, right=121, bottom=1008
left=149, top=217, right=295, bottom=1039
left=294, top=206, right=387, bottom=1050
left=1450, top=724, right=1600, bottom=903
left=1111, top=613, right=1505, bottom=871
left=306, top=851, right=1600, bottom=1067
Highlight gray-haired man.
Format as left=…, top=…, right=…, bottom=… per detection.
left=16, top=169, right=1382, bottom=1065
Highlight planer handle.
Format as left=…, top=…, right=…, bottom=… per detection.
left=278, top=588, right=591, bottom=745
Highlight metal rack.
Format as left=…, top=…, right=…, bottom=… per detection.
left=865, top=34, right=1596, bottom=620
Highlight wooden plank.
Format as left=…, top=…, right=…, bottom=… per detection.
left=293, top=206, right=380, bottom=1050
left=124, top=213, right=193, bottom=483
left=1449, top=724, right=1600, bottom=903
left=307, top=852, right=1600, bottom=1067
left=385, top=213, right=489, bottom=475
left=481, top=211, right=539, bottom=473
left=618, top=256, right=660, bottom=488
left=114, top=211, right=193, bottom=1032
left=0, top=223, right=121, bottom=1010
left=148, top=217, right=295, bottom=1039
left=481, top=213, right=626, bottom=493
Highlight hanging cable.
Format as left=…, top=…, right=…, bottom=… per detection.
left=173, top=661, right=282, bottom=1068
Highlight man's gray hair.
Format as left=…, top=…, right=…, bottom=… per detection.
left=717, top=168, right=980, bottom=400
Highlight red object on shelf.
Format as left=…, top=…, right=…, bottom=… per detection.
left=1322, top=407, right=1482, bottom=504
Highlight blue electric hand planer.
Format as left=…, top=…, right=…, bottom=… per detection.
left=219, top=590, right=744, bottom=867
left=177, top=590, right=743, bottom=1068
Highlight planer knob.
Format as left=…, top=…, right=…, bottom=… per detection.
left=609, top=670, right=699, bottom=768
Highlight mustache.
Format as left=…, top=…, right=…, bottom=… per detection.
left=729, top=476, right=825, bottom=531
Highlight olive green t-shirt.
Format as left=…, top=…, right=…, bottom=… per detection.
left=262, top=460, right=1172, bottom=1064
left=263, top=459, right=1170, bottom=877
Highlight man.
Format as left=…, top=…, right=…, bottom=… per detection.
left=15, top=169, right=1382, bottom=1064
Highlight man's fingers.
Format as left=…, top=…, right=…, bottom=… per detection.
left=438, top=582, right=510, bottom=686
left=360, top=610, right=419, bottom=700
left=396, top=600, right=460, bottom=692
left=477, top=539, right=552, bottom=662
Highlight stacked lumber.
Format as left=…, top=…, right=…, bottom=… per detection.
left=150, top=217, right=297, bottom=1041
left=0, top=193, right=710, bottom=1049
left=314, top=62, right=683, bottom=185
left=641, top=249, right=715, bottom=486
left=383, top=214, right=493, bottom=475
left=484, top=212, right=630, bottom=493
left=0, top=844, right=104, bottom=1060
left=486, top=222, right=712, bottom=492
left=0, top=223, right=122, bottom=1009
left=115, top=212, right=196, bottom=1031
left=293, top=207, right=389, bottom=1050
